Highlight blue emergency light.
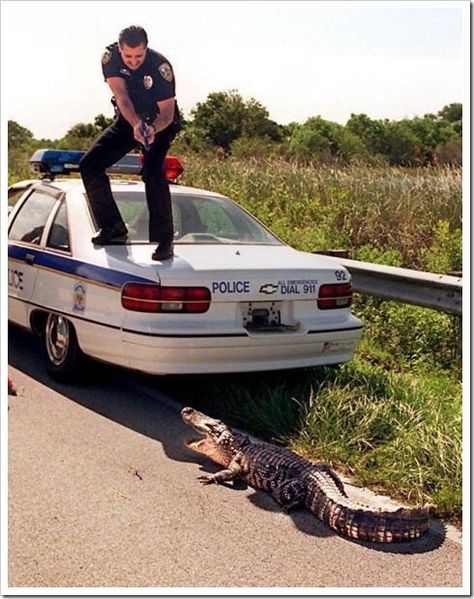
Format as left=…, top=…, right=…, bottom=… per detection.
left=29, top=150, right=184, bottom=181
left=29, top=149, right=85, bottom=175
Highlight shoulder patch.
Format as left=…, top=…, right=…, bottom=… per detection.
left=158, top=62, right=174, bottom=82
left=102, top=50, right=112, bottom=65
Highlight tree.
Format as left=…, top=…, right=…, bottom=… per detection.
left=190, top=90, right=245, bottom=150
left=288, top=116, right=365, bottom=163
left=58, top=122, right=98, bottom=150
left=438, top=103, right=462, bottom=123
left=64, top=123, right=98, bottom=139
left=289, top=118, right=333, bottom=161
left=336, top=128, right=367, bottom=162
left=436, top=137, right=462, bottom=166
left=241, top=98, right=282, bottom=141
left=385, top=121, right=420, bottom=166
left=280, top=122, right=299, bottom=140
left=58, top=115, right=114, bottom=150
left=8, top=120, right=34, bottom=148
left=94, top=114, right=113, bottom=131
left=346, top=114, right=389, bottom=156
left=190, top=90, right=281, bottom=152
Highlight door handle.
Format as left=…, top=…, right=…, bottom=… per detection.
left=25, top=253, right=35, bottom=265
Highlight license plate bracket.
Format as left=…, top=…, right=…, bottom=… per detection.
left=242, top=302, right=300, bottom=332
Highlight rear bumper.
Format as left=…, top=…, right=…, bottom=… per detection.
left=121, top=324, right=364, bottom=374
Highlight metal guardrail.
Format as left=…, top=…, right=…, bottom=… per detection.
left=315, top=254, right=462, bottom=315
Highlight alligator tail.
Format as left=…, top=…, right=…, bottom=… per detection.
left=308, top=474, right=434, bottom=543
left=327, top=503, right=433, bottom=543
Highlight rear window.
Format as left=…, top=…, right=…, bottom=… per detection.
left=109, top=191, right=282, bottom=245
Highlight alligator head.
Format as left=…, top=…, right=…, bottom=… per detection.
left=181, top=406, right=244, bottom=467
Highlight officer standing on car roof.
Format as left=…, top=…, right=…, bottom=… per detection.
left=80, top=25, right=181, bottom=260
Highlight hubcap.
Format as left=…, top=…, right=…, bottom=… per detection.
left=45, top=314, right=70, bottom=366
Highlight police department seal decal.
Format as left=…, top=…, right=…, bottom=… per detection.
left=73, top=283, right=86, bottom=313
left=158, top=62, right=173, bottom=82
left=143, top=75, right=153, bottom=89
left=101, top=50, right=112, bottom=65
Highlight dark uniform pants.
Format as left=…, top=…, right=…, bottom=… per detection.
left=80, top=115, right=174, bottom=245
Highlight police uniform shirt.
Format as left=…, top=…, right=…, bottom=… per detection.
left=101, top=42, right=175, bottom=121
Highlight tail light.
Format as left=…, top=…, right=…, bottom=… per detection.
left=317, top=282, right=353, bottom=310
left=122, top=283, right=210, bottom=313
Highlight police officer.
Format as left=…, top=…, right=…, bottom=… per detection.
left=80, top=25, right=180, bottom=260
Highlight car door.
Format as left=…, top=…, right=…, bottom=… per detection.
left=8, top=186, right=62, bottom=327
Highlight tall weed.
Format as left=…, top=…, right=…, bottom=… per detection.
left=179, top=155, right=462, bottom=272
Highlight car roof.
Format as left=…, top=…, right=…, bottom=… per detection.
left=18, top=177, right=227, bottom=200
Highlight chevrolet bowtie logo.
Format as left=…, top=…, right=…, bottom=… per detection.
left=259, top=283, right=279, bottom=294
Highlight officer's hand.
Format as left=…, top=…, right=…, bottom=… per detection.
left=133, top=123, right=156, bottom=147
left=133, top=122, right=146, bottom=145
left=145, top=124, right=156, bottom=145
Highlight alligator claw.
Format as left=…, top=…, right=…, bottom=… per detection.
left=197, top=474, right=216, bottom=485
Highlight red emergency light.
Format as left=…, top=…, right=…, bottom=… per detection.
left=139, top=154, right=184, bottom=182
left=163, top=156, right=185, bottom=182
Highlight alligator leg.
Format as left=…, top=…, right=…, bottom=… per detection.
left=197, top=455, right=243, bottom=485
left=314, top=463, right=348, bottom=497
left=271, top=478, right=307, bottom=512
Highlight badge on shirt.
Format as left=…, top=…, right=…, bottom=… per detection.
left=143, top=75, right=154, bottom=90
left=158, top=62, right=173, bottom=82
left=101, top=50, right=112, bottom=65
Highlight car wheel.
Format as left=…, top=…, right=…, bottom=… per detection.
left=42, top=313, right=82, bottom=381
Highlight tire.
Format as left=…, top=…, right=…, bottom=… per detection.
left=42, top=313, right=83, bottom=382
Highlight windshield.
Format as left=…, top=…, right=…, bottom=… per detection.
left=110, top=190, right=283, bottom=245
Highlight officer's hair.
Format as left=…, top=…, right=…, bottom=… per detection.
left=119, top=26, right=148, bottom=48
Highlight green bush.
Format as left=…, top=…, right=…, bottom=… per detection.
left=421, top=220, right=462, bottom=273
left=230, top=136, right=283, bottom=159
left=353, top=297, right=460, bottom=370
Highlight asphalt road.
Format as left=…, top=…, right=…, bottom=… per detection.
left=7, top=326, right=463, bottom=590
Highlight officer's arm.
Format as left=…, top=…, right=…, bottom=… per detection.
left=151, top=97, right=176, bottom=133
left=106, top=77, right=144, bottom=142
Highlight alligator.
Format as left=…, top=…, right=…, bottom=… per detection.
left=181, top=406, right=434, bottom=543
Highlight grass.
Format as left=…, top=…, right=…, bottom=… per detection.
left=159, top=343, right=462, bottom=524
left=293, top=353, right=461, bottom=520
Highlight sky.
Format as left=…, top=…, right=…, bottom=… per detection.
left=1, top=0, right=469, bottom=140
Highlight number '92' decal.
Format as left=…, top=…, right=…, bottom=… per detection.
left=335, top=270, right=348, bottom=281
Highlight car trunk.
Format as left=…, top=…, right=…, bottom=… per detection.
left=122, top=244, right=353, bottom=334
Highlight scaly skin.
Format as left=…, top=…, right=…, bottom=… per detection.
left=181, top=407, right=434, bottom=543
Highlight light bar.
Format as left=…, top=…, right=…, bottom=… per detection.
left=29, top=150, right=84, bottom=174
left=29, top=149, right=184, bottom=181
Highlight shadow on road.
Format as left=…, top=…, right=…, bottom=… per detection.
left=248, top=489, right=446, bottom=553
left=8, top=325, right=448, bottom=554
left=8, top=325, right=192, bottom=464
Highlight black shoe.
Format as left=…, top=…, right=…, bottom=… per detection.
left=92, top=222, right=128, bottom=245
left=151, top=243, right=174, bottom=261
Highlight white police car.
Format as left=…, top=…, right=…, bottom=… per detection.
left=8, top=149, right=364, bottom=381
